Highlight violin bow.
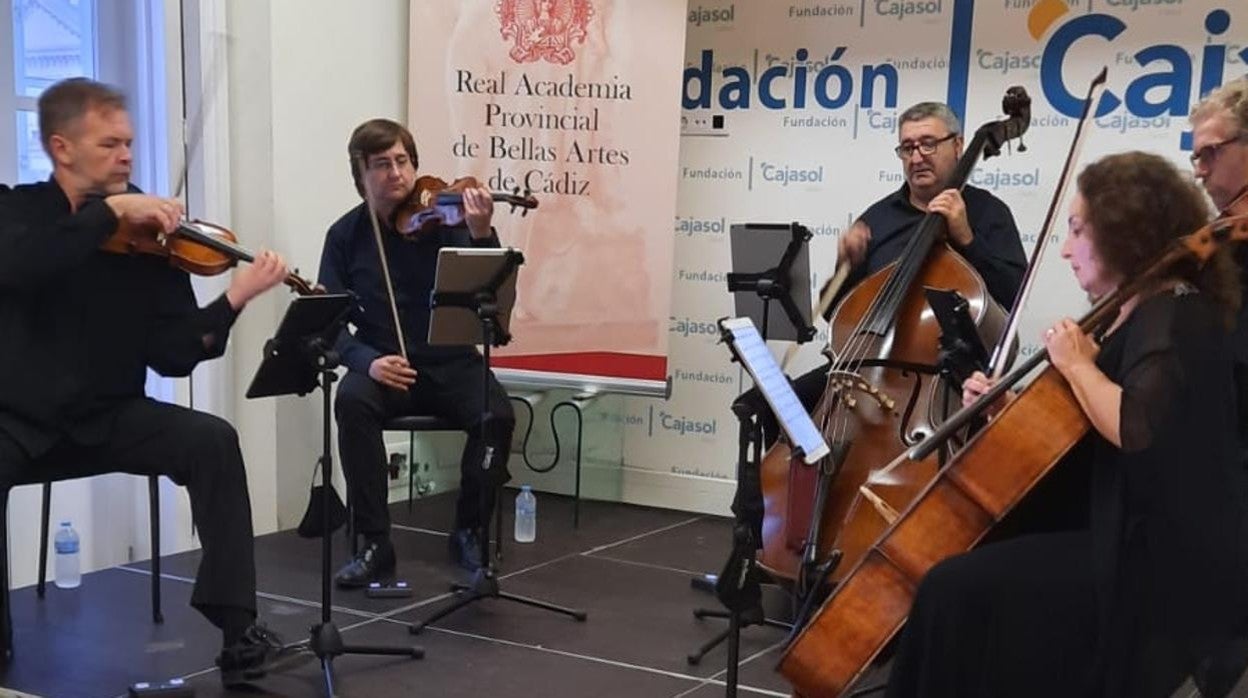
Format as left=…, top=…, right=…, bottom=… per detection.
left=357, top=152, right=410, bottom=363
left=986, top=67, right=1108, bottom=378
left=780, top=260, right=850, bottom=371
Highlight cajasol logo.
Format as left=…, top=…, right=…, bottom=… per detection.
left=1026, top=0, right=1248, bottom=145
left=757, top=161, right=825, bottom=187
left=689, top=4, right=734, bottom=26
left=674, top=215, right=727, bottom=236
left=977, top=49, right=1041, bottom=75
left=654, top=410, right=719, bottom=437
left=683, top=47, right=899, bottom=111
left=669, top=315, right=721, bottom=338
left=873, top=0, right=943, bottom=21
left=970, top=166, right=1042, bottom=189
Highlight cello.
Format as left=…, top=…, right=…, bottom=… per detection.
left=756, top=88, right=1031, bottom=595
left=777, top=207, right=1248, bottom=696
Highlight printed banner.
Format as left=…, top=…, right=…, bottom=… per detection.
left=408, top=1, right=685, bottom=389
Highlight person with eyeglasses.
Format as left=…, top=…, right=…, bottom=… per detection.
left=736, top=102, right=1027, bottom=451
left=1191, top=78, right=1248, bottom=463
left=837, top=101, right=1027, bottom=310
left=316, top=119, right=514, bottom=587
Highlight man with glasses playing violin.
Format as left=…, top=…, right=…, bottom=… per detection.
left=317, top=118, right=515, bottom=588
left=1191, top=76, right=1248, bottom=445
left=0, top=78, right=296, bottom=687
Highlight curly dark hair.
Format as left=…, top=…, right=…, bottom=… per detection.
left=1076, top=151, right=1240, bottom=326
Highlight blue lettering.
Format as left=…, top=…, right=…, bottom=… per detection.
left=1040, top=14, right=1126, bottom=118
left=1124, top=44, right=1190, bottom=117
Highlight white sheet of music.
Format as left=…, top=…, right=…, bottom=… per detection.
left=720, top=317, right=829, bottom=464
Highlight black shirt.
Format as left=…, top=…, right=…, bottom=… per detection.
left=0, top=179, right=239, bottom=457
left=847, top=183, right=1027, bottom=310
left=316, top=203, right=499, bottom=374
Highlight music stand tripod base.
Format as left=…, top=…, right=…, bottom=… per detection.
left=246, top=294, right=423, bottom=697
left=408, top=247, right=587, bottom=634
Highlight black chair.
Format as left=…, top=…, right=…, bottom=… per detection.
left=346, top=415, right=469, bottom=556
left=391, top=415, right=458, bottom=515
left=1, top=474, right=162, bottom=659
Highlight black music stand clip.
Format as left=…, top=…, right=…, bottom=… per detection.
left=247, top=294, right=423, bottom=697
left=409, top=247, right=587, bottom=634
left=727, top=222, right=817, bottom=344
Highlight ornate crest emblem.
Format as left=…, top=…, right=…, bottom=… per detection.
left=496, top=0, right=594, bottom=65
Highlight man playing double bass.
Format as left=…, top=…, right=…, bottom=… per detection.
left=742, top=101, right=1027, bottom=443
left=317, top=119, right=515, bottom=588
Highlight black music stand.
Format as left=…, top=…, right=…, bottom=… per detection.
left=686, top=224, right=816, bottom=674
left=714, top=318, right=829, bottom=697
left=407, top=247, right=587, bottom=634
left=728, top=222, right=817, bottom=344
left=247, top=294, right=423, bottom=697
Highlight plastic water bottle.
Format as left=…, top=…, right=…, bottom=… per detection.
left=514, top=486, right=537, bottom=543
left=54, top=521, right=81, bottom=589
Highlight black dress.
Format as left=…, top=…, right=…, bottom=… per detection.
left=885, top=289, right=1248, bottom=698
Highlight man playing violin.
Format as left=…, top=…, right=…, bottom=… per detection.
left=0, top=78, right=294, bottom=686
left=742, top=101, right=1027, bottom=444
left=1190, top=76, right=1248, bottom=456
left=317, top=119, right=515, bottom=587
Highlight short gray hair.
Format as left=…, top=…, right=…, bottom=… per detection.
left=38, top=77, right=127, bottom=155
left=898, top=102, right=961, bottom=136
left=1192, top=75, right=1248, bottom=132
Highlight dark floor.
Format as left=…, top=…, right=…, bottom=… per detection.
left=1, top=491, right=1240, bottom=698
left=1, top=492, right=830, bottom=698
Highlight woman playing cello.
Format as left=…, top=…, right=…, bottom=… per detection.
left=887, top=152, right=1248, bottom=698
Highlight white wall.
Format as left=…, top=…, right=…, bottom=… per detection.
left=223, top=0, right=411, bottom=530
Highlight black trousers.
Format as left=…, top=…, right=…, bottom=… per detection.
left=0, top=398, right=256, bottom=629
left=334, top=354, right=515, bottom=535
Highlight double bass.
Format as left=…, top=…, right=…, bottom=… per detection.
left=757, top=89, right=1031, bottom=593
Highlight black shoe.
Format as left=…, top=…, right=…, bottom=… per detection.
left=334, top=540, right=396, bottom=589
left=216, top=624, right=306, bottom=688
left=448, top=528, right=483, bottom=572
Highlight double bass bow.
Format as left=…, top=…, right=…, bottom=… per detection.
left=756, top=88, right=1032, bottom=606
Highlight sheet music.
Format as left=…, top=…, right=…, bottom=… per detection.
left=721, top=317, right=829, bottom=464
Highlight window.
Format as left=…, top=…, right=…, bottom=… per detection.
left=2, top=0, right=170, bottom=190
left=2, top=0, right=98, bottom=183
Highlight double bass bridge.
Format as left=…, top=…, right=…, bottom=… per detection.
left=826, top=370, right=897, bottom=413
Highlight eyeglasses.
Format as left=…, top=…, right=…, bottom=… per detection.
left=894, top=132, right=958, bottom=159
left=1189, top=133, right=1246, bottom=167
left=366, top=155, right=412, bottom=173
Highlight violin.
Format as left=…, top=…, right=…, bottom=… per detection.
left=100, top=218, right=320, bottom=295
left=1221, top=184, right=1248, bottom=218
left=393, top=175, right=537, bottom=237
